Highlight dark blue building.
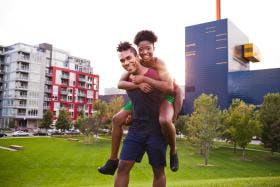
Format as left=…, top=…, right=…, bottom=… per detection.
left=228, top=68, right=280, bottom=105
left=185, top=19, right=280, bottom=113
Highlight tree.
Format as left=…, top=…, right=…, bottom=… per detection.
left=224, top=99, right=261, bottom=160
left=77, top=110, right=85, bottom=119
left=259, top=93, right=280, bottom=154
left=39, top=109, right=53, bottom=132
left=187, top=93, right=222, bottom=166
left=92, top=99, right=109, bottom=137
left=222, top=100, right=241, bottom=153
left=76, top=116, right=97, bottom=143
left=106, top=96, right=124, bottom=130
left=75, top=109, right=86, bottom=129
left=55, top=108, right=71, bottom=131
left=76, top=99, right=110, bottom=142
left=107, top=96, right=124, bottom=120
left=175, top=115, right=189, bottom=139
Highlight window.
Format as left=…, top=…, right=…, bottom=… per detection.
left=28, top=109, right=38, bottom=116
left=78, top=66, right=82, bottom=72
left=69, top=104, right=74, bottom=109
left=67, top=95, right=72, bottom=102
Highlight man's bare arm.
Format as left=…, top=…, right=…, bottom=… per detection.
left=118, top=72, right=138, bottom=90
left=131, top=74, right=173, bottom=94
left=118, top=72, right=153, bottom=93
left=132, top=58, right=174, bottom=93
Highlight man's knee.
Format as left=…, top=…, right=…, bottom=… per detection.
left=117, top=162, right=131, bottom=175
left=153, top=167, right=165, bottom=179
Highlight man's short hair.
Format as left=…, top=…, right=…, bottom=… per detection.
left=134, top=30, right=158, bottom=46
left=117, top=42, right=137, bottom=56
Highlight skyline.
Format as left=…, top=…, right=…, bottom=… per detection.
left=1, top=0, right=280, bottom=94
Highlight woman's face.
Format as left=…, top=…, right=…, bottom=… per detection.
left=137, top=40, right=154, bottom=63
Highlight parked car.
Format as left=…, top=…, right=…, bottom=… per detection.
left=12, top=131, right=30, bottom=137
left=33, top=131, right=48, bottom=136
left=47, top=129, right=62, bottom=135
left=15, top=128, right=29, bottom=132
left=65, top=129, right=80, bottom=135
left=0, top=133, right=7, bottom=138
left=99, top=128, right=110, bottom=134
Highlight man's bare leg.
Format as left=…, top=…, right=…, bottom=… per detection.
left=114, top=160, right=135, bottom=187
left=98, top=109, right=131, bottom=175
left=152, top=167, right=166, bottom=187
left=110, top=109, right=131, bottom=160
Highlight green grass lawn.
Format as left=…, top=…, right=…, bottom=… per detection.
left=0, top=137, right=280, bottom=187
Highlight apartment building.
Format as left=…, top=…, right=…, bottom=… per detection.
left=0, top=43, right=99, bottom=129
left=0, top=46, right=5, bottom=125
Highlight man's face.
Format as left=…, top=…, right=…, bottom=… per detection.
left=119, top=49, right=138, bottom=74
left=137, top=40, right=154, bottom=63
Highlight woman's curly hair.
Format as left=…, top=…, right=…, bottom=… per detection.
left=134, top=30, right=158, bottom=45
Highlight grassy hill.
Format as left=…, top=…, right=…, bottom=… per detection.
left=0, top=137, right=279, bottom=187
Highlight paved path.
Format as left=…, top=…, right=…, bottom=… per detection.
left=0, top=146, right=17, bottom=151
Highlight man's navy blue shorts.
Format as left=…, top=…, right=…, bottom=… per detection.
left=120, top=131, right=167, bottom=168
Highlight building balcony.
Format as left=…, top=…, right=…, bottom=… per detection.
left=16, top=76, right=29, bottom=81
left=61, top=82, right=68, bottom=86
left=15, top=94, right=27, bottom=99
left=45, top=72, right=52, bottom=77
left=16, top=112, right=26, bottom=116
left=13, top=103, right=27, bottom=108
left=15, top=85, right=28, bottom=90
left=16, top=67, right=29, bottom=72
left=76, top=99, right=84, bottom=103
left=77, top=93, right=85, bottom=97
left=17, top=57, right=30, bottom=63
left=78, top=84, right=86, bottom=89
left=44, top=88, right=51, bottom=93
left=60, top=90, right=68, bottom=95
left=44, top=97, right=51, bottom=101
left=45, top=80, right=52, bottom=85
left=78, top=77, right=86, bottom=82
left=0, top=69, right=4, bottom=74
left=61, top=74, right=69, bottom=79
left=86, top=84, right=93, bottom=89
left=43, top=105, right=50, bottom=110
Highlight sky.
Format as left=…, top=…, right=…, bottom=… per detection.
left=1, top=0, right=280, bottom=94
